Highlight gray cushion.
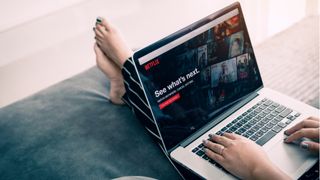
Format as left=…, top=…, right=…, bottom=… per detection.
left=0, top=67, right=180, bottom=179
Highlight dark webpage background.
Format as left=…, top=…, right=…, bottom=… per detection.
left=137, top=13, right=262, bottom=150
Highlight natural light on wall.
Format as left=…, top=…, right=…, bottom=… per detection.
left=0, top=0, right=318, bottom=107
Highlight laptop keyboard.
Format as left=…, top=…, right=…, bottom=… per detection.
left=191, top=98, right=301, bottom=171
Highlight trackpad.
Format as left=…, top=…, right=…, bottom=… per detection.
left=268, top=140, right=313, bottom=174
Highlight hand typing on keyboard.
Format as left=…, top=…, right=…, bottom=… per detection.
left=202, top=116, right=320, bottom=180
left=203, top=133, right=290, bottom=180
left=284, top=116, right=320, bottom=153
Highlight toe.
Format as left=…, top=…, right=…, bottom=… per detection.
left=94, top=27, right=104, bottom=38
left=101, top=18, right=112, bottom=31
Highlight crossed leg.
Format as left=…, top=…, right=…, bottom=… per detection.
left=93, top=17, right=133, bottom=104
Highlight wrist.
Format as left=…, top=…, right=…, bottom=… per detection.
left=250, top=161, right=290, bottom=180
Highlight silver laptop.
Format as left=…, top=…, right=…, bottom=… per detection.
left=132, top=2, right=319, bottom=179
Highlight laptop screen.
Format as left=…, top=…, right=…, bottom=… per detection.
left=133, top=5, right=263, bottom=150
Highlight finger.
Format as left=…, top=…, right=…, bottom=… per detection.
left=93, top=27, right=104, bottom=38
left=300, top=141, right=320, bottom=154
left=223, top=133, right=237, bottom=140
left=204, top=148, right=224, bottom=164
left=209, top=134, right=233, bottom=147
left=285, top=128, right=319, bottom=143
left=203, top=140, right=225, bottom=155
left=285, top=120, right=319, bottom=135
left=309, top=116, right=320, bottom=121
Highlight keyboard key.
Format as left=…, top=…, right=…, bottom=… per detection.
left=202, top=155, right=210, bottom=160
left=196, top=150, right=205, bottom=156
left=295, top=113, right=301, bottom=117
left=192, top=147, right=199, bottom=153
left=236, top=122, right=243, bottom=127
left=263, top=109, right=271, bottom=114
left=235, top=130, right=242, bottom=135
left=238, top=128, right=246, bottom=133
left=275, top=106, right=286, bottom=113
left=226, top=123, right=232, bottom=128
left=261, top=126, right=269, bottom=133
left=262, top=98, right=268, bottom=102
left=271, top=111, right=280, bottom=116
left=267, top=106, right=276, bottom=111
left=225, top=129, right=232, bottom=133
left=243, top=124, right=252, bottom=130
left=277, top=122, right=287, bottom=128
left=270, top=119, right=278, bottom=125
left=198, top=143, right=204, bottom=148
left=287, top=115, right=293, bottom=120
left=271, top=102, right=280, bottom=108
left=221, top=127, right=228, bottom=132
left=272, top=125, right=282, bottom=133
left=266, top=122, right=275, bottom=129
left=247, top=120, right=255, bottom=126
left=274, top=116, right=284, bottom=122
left=243, top=133, right=251, bottom=138
left=285, top=120, right=292, bottom=124
left=255, top=130, right=264, bottom=137
left=232, top=119, right=238, bottom=124
left=263, top=100, right=273, bottom=106
left=233, top=123, right=241, bottom=129
left=229, top=126, right=237, bottom=132
left=257, top=121, right=265, bottom=127
left=209, top=159, right=216, bottom=165
left=216, top=131, right=223, bottom=136
left=261, top=118, right=269, bottom=123
left=250, top=135, right=259, bottom=141
left=251, top=125, right=260, bottom=132
left=246, top=130, right=254, bottom=136
left=279, top=108, right=293, bottom=118
left=254, top=108, right=262, bottom=113
left=250, top=111, right=258, bottom=116
left=259, top=105, right=267, bottom=110
left=256, top=131, right=277, bottom=146
left=290, top=116, right=296, bottom=120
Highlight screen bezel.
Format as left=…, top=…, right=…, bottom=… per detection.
left=132, top=2, right=264, bottom=152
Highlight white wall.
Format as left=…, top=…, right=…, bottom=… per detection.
left=0, top=0, right=318, bottom=107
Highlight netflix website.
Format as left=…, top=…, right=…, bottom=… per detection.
left=136, top=13, right=262, bottom=150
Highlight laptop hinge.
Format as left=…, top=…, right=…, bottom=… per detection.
left=179, top=89, right=260, bottom=148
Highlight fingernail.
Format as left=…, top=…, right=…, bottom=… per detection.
left=284, top=130, right=289, bottom=136
left=203, top=148, right=207, bottom=153
left=203, top=139, right=207, bottom=144
left=283, top=137, right=288, bottom=142
left=301, top=142, right=309, bottom=150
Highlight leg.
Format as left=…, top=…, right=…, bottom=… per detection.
left=93, top=17, right=133, bottom=68
left=94, top=43, right=125, bottom=105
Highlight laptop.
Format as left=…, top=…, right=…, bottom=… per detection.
left=131, top=2, right=319, bottom=179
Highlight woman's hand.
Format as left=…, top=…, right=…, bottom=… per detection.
left=284, top=116, right=319, bottom=153
left=203, top=133, right=289, bottom=180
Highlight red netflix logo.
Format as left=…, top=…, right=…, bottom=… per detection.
left=144, top=58, right=160, bottom=71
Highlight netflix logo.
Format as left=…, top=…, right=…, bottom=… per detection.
left=144, top=58, right=160, bottom=71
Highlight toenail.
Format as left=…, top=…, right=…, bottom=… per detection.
left=96, top=17, right=102, bottom=24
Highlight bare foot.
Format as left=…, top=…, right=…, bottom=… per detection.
left=94, top=17, right=133, bottom=67
left=94, top=43, right=125, bottom=105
